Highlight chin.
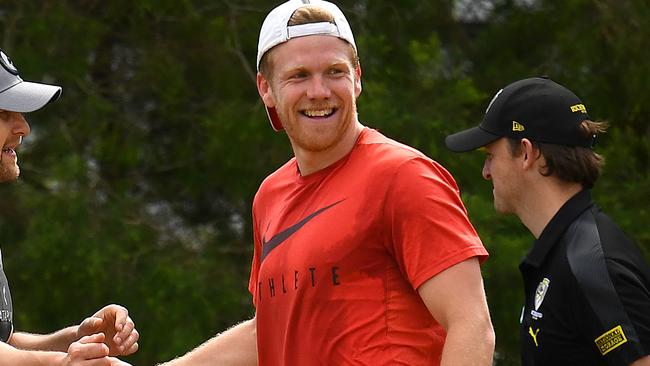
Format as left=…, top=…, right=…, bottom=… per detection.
left=288, top=127, right=343, bottom=152
left=0, top=166, right=20, bottom=183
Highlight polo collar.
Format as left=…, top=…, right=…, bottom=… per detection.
left=520, top=189, right=595, bottom=269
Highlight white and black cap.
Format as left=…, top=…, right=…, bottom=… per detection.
left=0, top=49, right=61, bottom=113
left=256, top=0, right=357, bottom=131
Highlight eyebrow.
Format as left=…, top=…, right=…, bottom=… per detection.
left=282, top=62, right=350, bottom=78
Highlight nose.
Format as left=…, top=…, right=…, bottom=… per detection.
left=306, top=75, right=331, bottom=100
left=12, top=112, right=30, bottom=138
left=482, top=159, right=491, bottom=180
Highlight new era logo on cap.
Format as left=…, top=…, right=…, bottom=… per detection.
left=445, top=77, right=594, bottom=152
left=0, top=48, right=62, bottom=113
left=570, top=104, right=587, bottom=113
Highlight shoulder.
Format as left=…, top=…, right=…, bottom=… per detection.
left=590, top=207, right=640, bottom=257
left=357, top=128, right=428, bottom=162
left=569, top=205, right=648, bottom=265
left=253, top=158, right=297, bottom=206
left=563, top=207, right=650, bottom=297
left=357, top=128, right=457, bottom=185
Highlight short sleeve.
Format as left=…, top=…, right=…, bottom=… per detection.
left=579, top=258, right=650, bottom=365
left=383, top=157, right=488, bottom=290
left=568, top=236, right=649, bottom=364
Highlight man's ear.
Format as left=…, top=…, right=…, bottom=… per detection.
left=354, top=65, right=362, bottom=98
left=257, top=72, right=275, bottom=108
left=520, top=138, right=538, bottom=169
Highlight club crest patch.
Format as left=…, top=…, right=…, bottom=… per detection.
left=595, top=325, right=627, bottom=355
left=534, top=277, right=550, bottom=310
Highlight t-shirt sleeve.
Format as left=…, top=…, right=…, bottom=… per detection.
left=574, top=257, right=650, bottom=365
left=383, top=156, right=488, bottom=290
left=607, top=259, right=650, bottom=362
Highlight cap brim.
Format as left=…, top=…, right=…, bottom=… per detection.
left=0, top=80, right=62, bottom=113
left=266, top=106, right=283, bottom=132
left=445, top=126, right=501, bottom=152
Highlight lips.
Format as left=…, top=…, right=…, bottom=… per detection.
left=301, top=107, right=337, bottom=119
left=1, top=148, right=16, bottom=159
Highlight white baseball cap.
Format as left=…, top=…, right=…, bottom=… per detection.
left=257, top=0, right=357, bottom=131
left=0, top=49, right=61, bottom=113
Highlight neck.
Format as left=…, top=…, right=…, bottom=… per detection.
left=294, top=122, right=364, bottom=176
left=516, top=178, right=583, bottom=239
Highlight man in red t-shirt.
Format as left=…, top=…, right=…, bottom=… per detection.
left=160, top=1, right=494, bottom=365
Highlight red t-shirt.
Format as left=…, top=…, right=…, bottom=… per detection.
left=249, top=128, right=487, bottom=365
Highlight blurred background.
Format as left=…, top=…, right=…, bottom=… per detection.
left=0, top=0, right=648, bottom=364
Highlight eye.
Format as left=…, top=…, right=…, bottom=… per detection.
left=327, top=67, right=344, bottom=75
left=290, top=71, right=308, bottom=79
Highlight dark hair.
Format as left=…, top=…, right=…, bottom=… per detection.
left=507, top=120, right=608, bottom=188
left=259, top=5, right=359, bottom=79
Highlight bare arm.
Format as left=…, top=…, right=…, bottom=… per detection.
left=159, top=318, right=258, bottom=366
left=418, top=257, right=495, bottom=366
left=1, top=333, right=129, bottom=366
left=9, top=327, right=78, bottom=352
left=0, top=340, right=63, bottom=366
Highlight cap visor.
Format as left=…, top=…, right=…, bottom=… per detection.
left=0, top=81, right=62, bottom=113
left=445, top=126, right=501, bottom=152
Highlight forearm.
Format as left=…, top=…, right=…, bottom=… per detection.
left=440, top=317, right=495, bottom=366
left=0, top=340, right=64, bottom=366
left=9, top=326, right=78, bottom=352
left=160, top=318, right=258, bottom=366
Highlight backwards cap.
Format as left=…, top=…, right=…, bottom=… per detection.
left=445, top=77, right=594, bottom=152
left=0, top=49, right=61, bottom=113
left=256, top=0, right=357, bottom=131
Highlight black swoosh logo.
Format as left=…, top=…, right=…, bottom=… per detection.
left=261, top=199, right=345, bottom=262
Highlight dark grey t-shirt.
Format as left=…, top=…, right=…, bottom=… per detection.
left=0, top=248, right=13, bottom=343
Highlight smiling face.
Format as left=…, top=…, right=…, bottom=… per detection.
left=257, top=35, right=362, bottom=158
left=0, top=110, right=30, bottom=182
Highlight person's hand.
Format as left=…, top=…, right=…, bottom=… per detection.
left=63, top=333, right=133, bottom=366
left=76, top=304, right=139, bottom=356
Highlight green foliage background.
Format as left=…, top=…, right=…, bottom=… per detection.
left=0, top=1, right=648, bottom=364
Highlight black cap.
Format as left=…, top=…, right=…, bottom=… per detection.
left=445, top=77, right=593, bottom=152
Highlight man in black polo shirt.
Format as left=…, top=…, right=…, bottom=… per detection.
left=0, top=48, right=138, bottom=365
left=445, top=77, right=650, bottom=365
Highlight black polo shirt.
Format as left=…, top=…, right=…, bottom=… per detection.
left=0, top=248, right=13, bottom=343
left=519, top=190, right=650, bottom=365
